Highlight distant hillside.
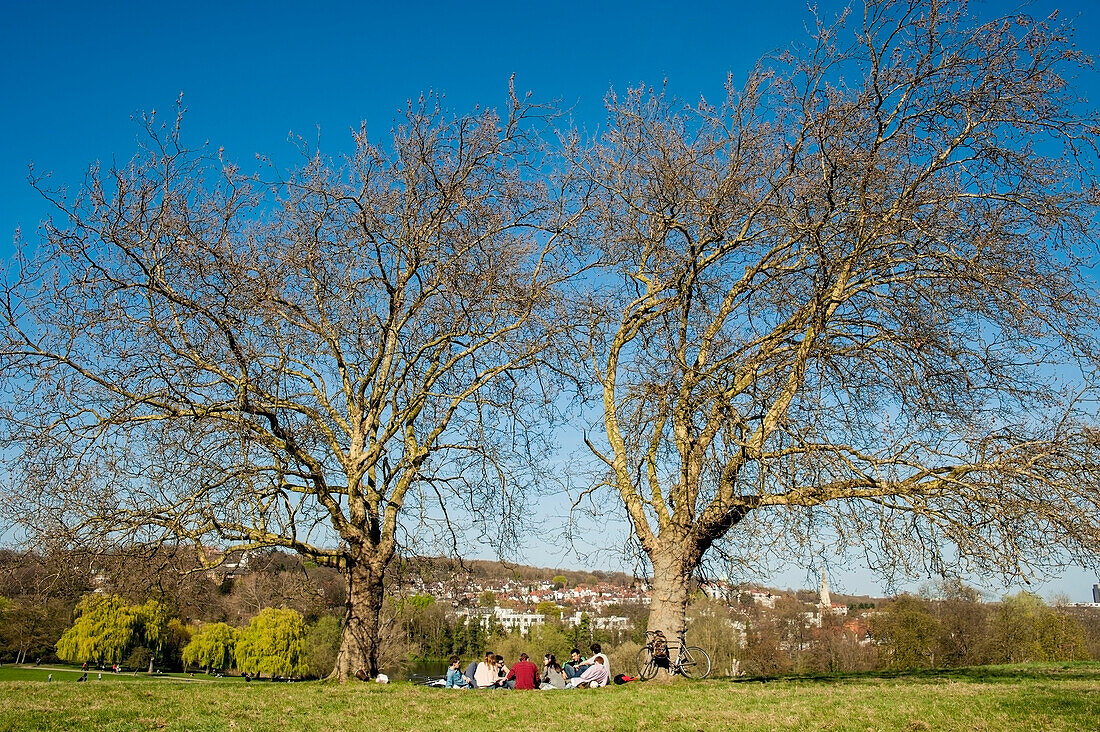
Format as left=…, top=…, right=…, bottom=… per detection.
left=386, top=556, right=868, bottom=599
left=389, top=555, right=638, bottom=588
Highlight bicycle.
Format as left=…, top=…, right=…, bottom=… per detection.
left=636, top=629, right=712, bottom=679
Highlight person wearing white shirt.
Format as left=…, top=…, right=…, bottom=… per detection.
left=574, top=642, right=610, bottom=679
left=569, top=655, right=609, bottom=688
left=473, top=651, right=500, bottom=688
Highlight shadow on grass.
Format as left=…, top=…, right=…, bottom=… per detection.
left=729, top=661, right=1100, bottom=686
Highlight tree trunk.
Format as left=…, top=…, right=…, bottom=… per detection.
left=644, top=539, right=701, bottom=681
left=646, top=541, right=696, bottom=636
left=332, top=552, right=386, bottom=681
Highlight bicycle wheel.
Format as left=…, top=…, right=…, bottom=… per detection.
left=677, top=646, right=711, bottom=679
left=636, top=647, right=658, bottom=680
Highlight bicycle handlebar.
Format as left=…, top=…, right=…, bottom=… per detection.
left=645, top=629, right=688, bottom=639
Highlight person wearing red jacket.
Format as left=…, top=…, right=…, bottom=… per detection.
left=505, top=652, right=540, bottom=690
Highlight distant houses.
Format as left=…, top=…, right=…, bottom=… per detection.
left=453, top=605, right=632, bottom=634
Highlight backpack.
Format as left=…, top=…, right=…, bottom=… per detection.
left=652, top=630, right=669, bottom=660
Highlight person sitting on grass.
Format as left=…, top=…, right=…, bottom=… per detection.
left=541, top=653, right=566, bottom=690
left=569, top=655, right=609, bottom=688
left=574, top=643, right=610, bottom=678
left=472, top=651, right=498, bottom=688
left=492, top=655, right=510, bottom=688
left=476, top=653, right=509, bottom=688
left=562, top=648, right=584, bottom=679
left=445, top=656, right=472, bottom=688
left=505, top=652, right=539, bottom=690
left=463, top=657, right=480, bottom=688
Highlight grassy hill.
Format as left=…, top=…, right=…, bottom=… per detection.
left=1, top=662, right=1096, bottom=731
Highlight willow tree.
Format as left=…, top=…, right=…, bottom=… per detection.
left=55, top=594, right=172, bottom=669
left=1, top=89, right=578, bottom=679
left=235, top=607, right=307, bottom=679
left=55, top=594, right=137, bottom=666
left=182, top=622, right=238, bottom=673
left=578, top=0, right=1100, bottom=636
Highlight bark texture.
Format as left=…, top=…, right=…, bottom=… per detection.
left=646, top=543, right=695, bottom=636
left=333, top=553, right=387, bottom=680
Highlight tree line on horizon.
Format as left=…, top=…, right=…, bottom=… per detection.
left=2, top=546, right=1097, bottom=679
left=3, top=0, right=1100, bottom=680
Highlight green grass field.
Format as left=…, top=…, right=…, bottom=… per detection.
left=1, top=662, right=1097, bottom=731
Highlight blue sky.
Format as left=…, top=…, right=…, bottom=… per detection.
left=0, top=0, right=814, bottom=254
left=4, top=0, right=1098, bottom=254
left=2, top=0, right=1099, bottom=600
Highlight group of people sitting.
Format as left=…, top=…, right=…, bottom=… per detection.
left=445, top=643, right=610, bottom=689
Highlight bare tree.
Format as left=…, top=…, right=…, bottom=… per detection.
left=576, top=0, right=1100, bottom=638
left=1, top=89, right=580, bottom=679
left=0, top=547, right=90, bottom=663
